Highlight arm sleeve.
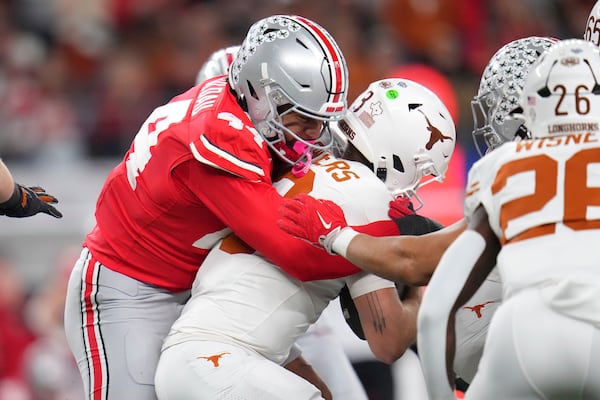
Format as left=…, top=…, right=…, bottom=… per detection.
left=353, top=219, right=400, bottom=236
left=417, top=230, right=486, bottom=400
left=346, top=271, right=396, bottom=298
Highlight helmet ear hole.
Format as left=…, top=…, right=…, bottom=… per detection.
left=392, top=154, right=405, bottom=173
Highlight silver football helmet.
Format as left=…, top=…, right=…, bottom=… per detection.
left=584, top=1, right=600, bottom=46
left=471, top=36, right=556, bottom=156
left=229, top=15, right=349, bottom=171
left=196, top=45, right=240, bottom=85
left=338, top=78, right=456, bottom=208
left=521, top=39, right=600, bottom=139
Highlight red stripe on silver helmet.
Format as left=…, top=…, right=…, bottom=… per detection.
left=293, top=16, right=347, bottom=107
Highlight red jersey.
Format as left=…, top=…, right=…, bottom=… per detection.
left=85, top=77, right=391, bottom=291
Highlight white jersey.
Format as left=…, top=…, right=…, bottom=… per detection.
left=162, top=152, right=396, bottom=364
left=453, top=267, right=502, bottom=383
left=464, top=132, right=600, bottom=324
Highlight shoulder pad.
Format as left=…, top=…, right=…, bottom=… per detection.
left=189, top=94, right=273, bottom=181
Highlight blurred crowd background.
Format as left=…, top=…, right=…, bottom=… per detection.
left=0, top=0, right=596, bottom=399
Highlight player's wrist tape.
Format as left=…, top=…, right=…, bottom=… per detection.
left=329, top=227, right=359, bottom=257
left=0, top=183, right=21, bottom=211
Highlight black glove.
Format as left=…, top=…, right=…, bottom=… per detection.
left=0, top=183, right=62, bottom=218
left=393, top=213, right=444, bottom=236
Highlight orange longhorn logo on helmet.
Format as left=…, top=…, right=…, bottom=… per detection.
left=418, top=109, right=453, bottom=150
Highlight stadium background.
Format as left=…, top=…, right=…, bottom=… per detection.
left=0, top=1, right=595, bottom=399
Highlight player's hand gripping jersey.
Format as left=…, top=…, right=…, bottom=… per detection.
left=465, top=132, right=600, bottom=322
left=84, top=77, right=360, bottom=291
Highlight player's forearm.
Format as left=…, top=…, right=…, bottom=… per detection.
left=344, top=219, right=467, bottom=285
left=0, top=160, right=15, bottom=203
left=361, top=288, right=420, bottom=364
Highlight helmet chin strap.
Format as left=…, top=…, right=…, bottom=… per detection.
left=271, top=140, right=315, bottom=178
left=291, top=140, right=313, bottom=177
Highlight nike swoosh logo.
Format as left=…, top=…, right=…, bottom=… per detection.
left=316, top=211, right=332, bottom=229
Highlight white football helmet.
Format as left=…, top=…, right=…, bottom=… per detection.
left=338, top=78, right=456, bottom=207
left=521, top=39, right=600, bottom=139
left=229, top=15, right=348, bottom=171
left=584, top=1, right=600, bottom=46
left=471, top=36, right=556, bottom=156
left=196, top=45, right=240, bottom=85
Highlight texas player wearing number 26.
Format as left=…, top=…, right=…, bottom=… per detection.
left=63, top=15, right=361, bottom=400
left=418, top=38, right=600, bottom=400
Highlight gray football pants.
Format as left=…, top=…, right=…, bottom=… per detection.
left=64, top=247, right=190, bottom=400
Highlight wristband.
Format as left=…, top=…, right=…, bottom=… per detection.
left=331, top=227, right=359, bottom=258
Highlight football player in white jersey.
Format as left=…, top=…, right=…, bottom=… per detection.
left=153, top=78, right=456, bottom=399
left=277, top=37, right=556, bottom=390
left=418, top=38, right=600, bottom=400
left=195, top=44, right=369, bottom=400
left=454, top=36, right=556, bottom=385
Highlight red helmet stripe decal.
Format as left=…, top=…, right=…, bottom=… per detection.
left=293, top=16, right=346, bottom=104
left=225, top=50, right=236, bottom=67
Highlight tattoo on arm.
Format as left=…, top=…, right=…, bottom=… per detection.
left=365, top=292, right=386, bottom=334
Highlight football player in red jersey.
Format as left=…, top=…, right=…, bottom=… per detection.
left=63, top=15, right=363, bottom=400
left=152, top=77, right=455, bottom=400
left=192, top=44, right=368, bottom=400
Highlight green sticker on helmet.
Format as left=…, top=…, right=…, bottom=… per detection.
left=386, top=89, right=399, bottom=99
